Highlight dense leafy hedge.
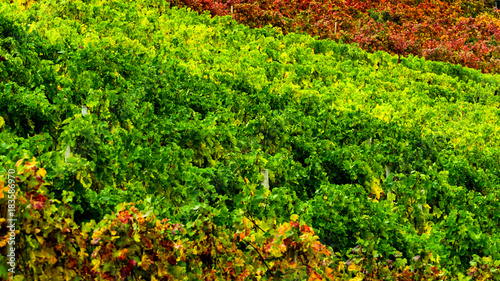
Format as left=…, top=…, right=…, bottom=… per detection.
left=1, top=0, right=500, bottom=279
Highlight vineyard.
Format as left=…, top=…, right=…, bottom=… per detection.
left=1, top=0, right=500, bottom=279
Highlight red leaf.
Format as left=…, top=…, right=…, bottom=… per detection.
left=161, top=240, right=174, bottom=251
left=66, top=257, right=78, bottom=269
left=118, top=210, right=133, bottom=224
left=167, top=255, right=177, bottom=265
left=300, top=224, right=313, bottom=234
left=32, top=194, right=47, bottom=210
left=120, top=266, right=132, bottom=279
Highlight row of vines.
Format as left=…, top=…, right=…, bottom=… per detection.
left=169, top=0, right=500, bottom=73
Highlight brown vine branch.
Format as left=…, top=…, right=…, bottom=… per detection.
left=245, top=240, right=271, bottom=273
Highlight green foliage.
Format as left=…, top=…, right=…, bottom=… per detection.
left=1, top=0, right=500, bottom=278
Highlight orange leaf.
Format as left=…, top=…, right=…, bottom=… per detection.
left=301, top=224, right=314, bottom=234
left=325, top=267, right=336, bottom=280
left=25, top=157, right=37, bottom=169
left=308, top=270, right=323, bottom=281
left=116, top=248, right=129, bottom=260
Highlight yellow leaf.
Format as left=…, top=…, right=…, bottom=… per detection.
left=76, top=171, right=92, bottom=188
left=429, top=253, right=440, bottom=263
left=387, top=192, right=396, bottom=202
left=140, top=18, right=149, bottom=27
left=157, top=264, right=169, bottom=277
left=0, top=116, right=4, bottom=128
left=349, top=274, right=363, bottom=281
left=291, top=214, right=299, bottom=222
left=35, top=235, right=44, bottom=245
left=370, top=176, right=383, bottom=200
left=140, top=254, right=152, bottom=270
left=337, top=261, right=345, bottom=271
left=37, top=168, right=47, bottom=178
left=424, top=222, right=432, bottom=235
left=30, top=250, right=36, bottom=262
left=0, top=234, right=8, bottom=248
left=235, top=257, right=245, bottom=267
left=133, top=232, right=141, bottom=242
left=348, top=262, right=360, bottom=272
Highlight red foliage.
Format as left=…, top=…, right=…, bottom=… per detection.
left=6, top=158, right=499, bottom=280
left=31, top=194, right=47, bottom=210
left=169, top=0, right=500, bottom=73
